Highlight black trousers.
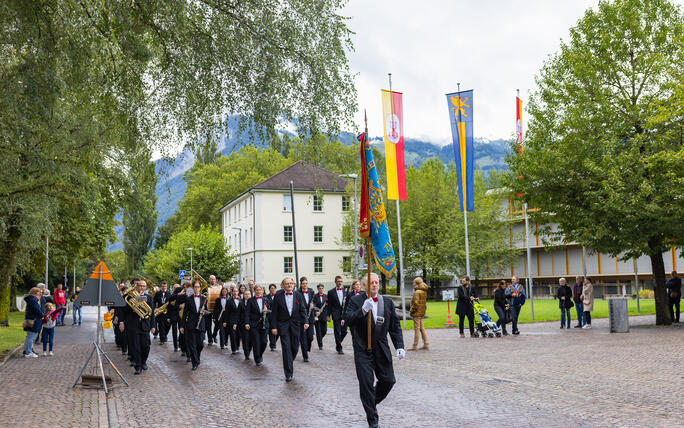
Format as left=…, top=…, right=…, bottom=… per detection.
left=178, top=324, right=186, bottom=354
left=126, top=326, right=137, bottom=361
left=354, top=349, right=396, bottom=427
left=279, top=331, right=300, bottom=379
left=169, top=319, right=179, bottom=349
left=494, top=304, right=508, bottom=333
left=155, top=315, right=169, bottom=343
left=458, top=309, right=475, bottom=335
left=314, top=320, right=327, bottom=348
left=203, top=314, right=214, bottom=343
left=186, top=328, right=204, bottom=366
left=229, top=325, right=241, bottom=352
left=332, top=317, right=346, bottom=352
left=213, top=321, right=227, bottom=347
left=241, top=326, right=252, bottom=358
left=300, top=323, right=314, bottom=359
left=668, top=297, right=680, bottom=323
left=250, top=328, right=267, bottom=363
left=131, top=330, right=151, bottom=369
left=269, top=330, right=278, bottom=350
left=114, top=323, right=127, bottom=352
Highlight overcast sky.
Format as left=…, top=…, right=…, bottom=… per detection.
left=342, top=0, right=610, bottom=145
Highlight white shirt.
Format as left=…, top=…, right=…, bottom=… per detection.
left=233, top=298, right=240, bottom=306
left=336, top=288, right=343, bottom=305
left=257, top=297, right=263, bottom=312
left=161, top=293, right=166, bottom=304
left=370, top=297, right=378, bottom=323
left=220, top=298, right=226, bottom=309
left=302, top=290, right=310, bottom=305
left=285, top=292, right=294, bottom=315
left=194, top=296, right=200, bottom=312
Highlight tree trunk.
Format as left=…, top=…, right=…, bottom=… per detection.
left=380, top=272, right=387, bottom=295
left=648, top=245, right=670, bottom=326
left=0, top=222, right=21, bottom=327
left=9, top=278, right=17, bottom=312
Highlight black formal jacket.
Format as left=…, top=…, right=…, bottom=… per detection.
left=299, top=288, right=316, bottom=324
left=219, top=297, right=244, bottom=327
left=555, top=285, right=574, bottom=309
left=666, top=277, right=682, bottom=298
left=153, top=291, right=171, bottom=315
left=312, top=292, right=329, bottom=320
left=213, top=296, right=229, bottom=321
left=345, top=294, right=404, bottom=362
left=269, top=289, right=307, bottom=336
left=327, top=287, right=347, bottom=321
left=456, top=285, right=478, bottom=316
left=244, top=296, right=270, bottom=330
left=122, top=293, right=156, bottom=333
left=166, top=287, right=182, bottom=321
left=493, top=287, right=508, bottom=309
left=182, top=294, right=208, bottom=332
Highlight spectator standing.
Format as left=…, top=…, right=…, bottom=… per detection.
left=53, top=283, right=66, bottom=326
left=572, top=276, right=585, bottom=328
left=456, top=276, right=478, bottom=338
left=666, top=271, right=681, bottom=323
left=581, top=277, right=594, bottom=329
left=42, top=302, right=58, bottom=355
left=408, top=277, right=429, bottom=350
left=71, top=286, right=82, bottom=325
left=493, top=280, right=510, bottom=335
left=505, top=276, right=526, bottom=335
left=556, top=278, right=573, bottom=329
left=23, top=287, right=44, bottom=358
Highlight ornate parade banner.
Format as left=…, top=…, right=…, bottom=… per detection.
left=446, top=89, right=474, bottom=212
left=381, top=89, right=406, bottom=200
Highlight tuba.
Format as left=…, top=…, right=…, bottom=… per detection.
left=124, top=286, right=153, bottom=319
left=139, top=275, right=157, bottom=297
left=191, top=270, right=210, bottom=297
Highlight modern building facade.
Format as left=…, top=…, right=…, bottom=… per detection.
left=219, top=161, right=355, bottom=286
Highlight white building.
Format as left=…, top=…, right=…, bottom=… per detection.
left=219, top=161, right=355, bottom=286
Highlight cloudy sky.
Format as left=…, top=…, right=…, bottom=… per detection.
left=343, top=0, right=604, bottom=144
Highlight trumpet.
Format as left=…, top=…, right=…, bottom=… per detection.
left=124, top=287, right=153, bottom=319
left=154, top=301, right=169, bottom=317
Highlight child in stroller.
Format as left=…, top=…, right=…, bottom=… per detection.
left=472, top=301, right=502, bottom=338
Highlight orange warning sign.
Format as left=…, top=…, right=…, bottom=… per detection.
left=89, top=261, right=114, bottom=281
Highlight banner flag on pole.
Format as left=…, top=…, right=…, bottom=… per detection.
left=381, top=89, right=406, bottom=200
left=446, top=89, right=474, bottom=211
left=516, top=96, right=523, bottom=153
left=358, top=132, right=396, bottom=276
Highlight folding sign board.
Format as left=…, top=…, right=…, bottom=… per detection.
left=77, top=261, right=126, bottom=306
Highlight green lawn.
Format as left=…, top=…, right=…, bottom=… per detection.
left=400, top=298, right=656, bottom=330
left=0, top=312, right=28, bottom=358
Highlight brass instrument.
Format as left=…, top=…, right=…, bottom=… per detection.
left=124, top=287, right=153, bottom=319
left=139, top=275, right=157, bottom=297
left=314, top=301, right=327, bottom=322
left=154, top=301, right=169, bottom=317
left=261, top=304, right=272, bottom=328
left=191, top=270, right=210, bottom=297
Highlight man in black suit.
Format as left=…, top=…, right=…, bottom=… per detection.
left=167, top=284, right=182, bottom=351
left=327, top=275, right=348, bottom=354
left=666, top=270, right=681, bottom=323
left=212, top=286, right=229, bottom=349
left=239, top=289, right=252, bottom=360
left=265, top=283, right=279, bottom=351
left=312, top=284, right=328, bottom=350
left=180, top=280, right=207, bottom=370
left=120, top=278, right=156, bottom=375
left=113, top=285, right=128, bottom=354
left=221, top=287, right=243, bottom=355
left=244, top=285, right=270, bottom=366
left=298, top=277, right=315, bottom=362
left=270, top=277, right=308, bottom=382
left=153, top=281, right=171, bottom=344
left=345, top=273, right=405, bottom=428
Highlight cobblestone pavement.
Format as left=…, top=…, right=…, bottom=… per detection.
left=1, top=307, right=682, bottom=427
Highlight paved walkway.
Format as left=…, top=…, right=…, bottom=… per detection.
left=1, top=307, right=682, bottom=427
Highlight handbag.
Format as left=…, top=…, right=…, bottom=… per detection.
left=503, top=308, right=513, bottom=324
left=22, top=319, right=35, bottom=331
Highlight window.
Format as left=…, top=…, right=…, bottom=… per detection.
left=284, top=256, right=293, bottom=273
left=314, top=256, right=323, bottom=273
left=283, top=225, right=293, bottom=242
left=342, top=256, right=352, bottom=273
left=313, top=194, right=323, bottom=211
left=228, top=210, right=231, bottom=225
left=342, top=195, right=351, bottom=212
left=313, top=226, right=323, bottom=242
left=283, top=194, right=292, bottom=211
left=238, top=204, right=241, bottom=218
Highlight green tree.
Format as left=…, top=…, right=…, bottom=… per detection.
left=287, top=132, right=359, bottom=174
left=144, top=225, right=238, bottom=283
left=154, top=212, right=181, bottom=251
left=195, top=133, right=221, bottom=165
left=506, top=0, right=683, bottom=325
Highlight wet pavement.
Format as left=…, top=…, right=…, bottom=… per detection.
left=1, top=306, right=682, bottom=427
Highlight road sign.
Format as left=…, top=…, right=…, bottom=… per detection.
left=179, top=270, right=187, bottom=279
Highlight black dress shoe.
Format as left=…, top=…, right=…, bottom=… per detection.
left=303, top=358, right=309, bottom=362
left=130, top=362, right=135, bottom=367
left=285, top=377, right=293, bottom=382
left=337, top=350, right=344, bottom=355
left=186, top=357, right=191, bottom=362
left=191, top=365, right=198, bottom=370
left=318, top=346, right=323, bottom=350
left=220, top=346, right=225, bottom=350
left=142, top=364, right=148, bottom=370
left=174, top=348, right=179, bottom=352
left=270, top=348, right=277, bottom=352
left=255, top=362, right=262, bottom=367
left=134, top=368, right=142, bottom=375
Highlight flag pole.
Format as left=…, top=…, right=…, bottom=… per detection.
left=364, top=110, right=372, bottom=351
left=518, top=88, right=534, bottom=320
left=388, top=73, right=407, bottom=329
left=457, top=83, right=471, bottom=278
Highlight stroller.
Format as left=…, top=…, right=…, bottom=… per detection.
left=472, top=301, right=502, bottom=338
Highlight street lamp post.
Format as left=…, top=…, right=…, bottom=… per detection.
left=187, top=248, right=193, bottom=278
left=340, top=173, right=359, bottom=280
left=232, top=227, right=242, bottom=284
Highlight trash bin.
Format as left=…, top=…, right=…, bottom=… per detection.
left=608, top=298, right=629, bottom=333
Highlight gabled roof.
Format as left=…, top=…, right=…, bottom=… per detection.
left=218, top=161, right=349, bottom=212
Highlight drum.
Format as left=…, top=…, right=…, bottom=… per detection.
left=206, top=286, right=222, bottom=311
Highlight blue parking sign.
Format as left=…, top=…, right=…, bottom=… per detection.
left=179, top=269, right=187, bottom=279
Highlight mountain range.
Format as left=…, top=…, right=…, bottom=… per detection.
left=110, top=118, right=511, bottom=250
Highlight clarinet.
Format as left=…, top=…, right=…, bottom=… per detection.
left=196, top=299, right=207, bottom=330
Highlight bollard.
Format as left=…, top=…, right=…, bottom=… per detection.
left=609, top=298, right=629, bottom=333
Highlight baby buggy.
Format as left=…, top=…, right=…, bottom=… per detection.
left=472, top=301, right=502, bottom=338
